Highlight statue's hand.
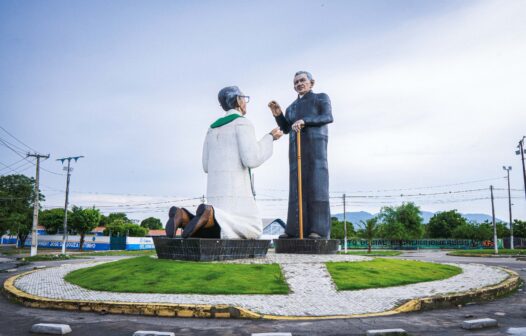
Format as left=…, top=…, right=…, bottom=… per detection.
left=270, top=127, right=283, bottom=141
left=268, top=100, right=283, bottom=117
left=292, top=119, right=305, bottom=132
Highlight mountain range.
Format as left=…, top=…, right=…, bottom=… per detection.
left=333, top=211, right=504, bottom=228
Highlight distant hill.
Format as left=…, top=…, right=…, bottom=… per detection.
left=332, top=211, right=374, bottom=228
left=463, top=213, right=503, bottom=223
left=333, top=211, right=504, bottom=227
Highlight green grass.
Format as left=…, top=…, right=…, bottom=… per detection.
left=338, top=250, right=401, bottom=256
left=1, top=247, right=156, bottom=257
left=75, top=250, right=156, bottom=257
left=0, top=247, right=32, bottom=256
left=9, top=249, right=155, bottom=261
left=326, top=258, right=462, bottom=291
left=20, top=254, right=83, bottom=262
left=447, top=249, right=526, bottom=257
left=64, top=256, right=289, bottom=295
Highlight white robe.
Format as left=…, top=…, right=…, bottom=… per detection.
left=202, top=110, right=274, bottom=239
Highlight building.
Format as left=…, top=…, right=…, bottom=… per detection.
left=261, top=218, right=286, bottom=240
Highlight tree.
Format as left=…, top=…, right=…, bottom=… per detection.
left=451, top=222, right=477, bottom=240
left=99, top=212, right=130, bottom=227
left=140, top=217, right=162, bottom=230
left=496, top=222, right=510, bottom=238
left=103, top=219, right=147, bottom=237
left=69, top=206, right=101, bottom=251
left=125, top=223, right=148, bottom=237
left=427, top=210, right=467, bottom=238
left=377, top=203, right=424, bottom=243
left=357, top=217, right=379, bottom=253
left=457, top=221, right=493, bottom=241
left=330, top=218, right=355, bottom=240
left=513, top=219, right=526, bottom=238
left=0, top=174, right=43, bottom=247
left=40, top=208, right=70, bottom=234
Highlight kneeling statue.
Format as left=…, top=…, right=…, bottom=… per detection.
left=166, top=86, right=283, bottom=239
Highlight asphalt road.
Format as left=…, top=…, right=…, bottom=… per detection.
left=0, top=251, right=524, bottom=336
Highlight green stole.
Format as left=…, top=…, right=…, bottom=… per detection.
left=210, top=113, right=243, bottom=128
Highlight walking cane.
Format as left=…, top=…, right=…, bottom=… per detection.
left=296, top=128, right=304, bottom=239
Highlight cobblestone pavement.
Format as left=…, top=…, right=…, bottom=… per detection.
left=13, top=254, right=510, bottom=316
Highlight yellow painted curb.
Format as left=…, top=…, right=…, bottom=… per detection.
left=3, top=267, right=521, bottom=320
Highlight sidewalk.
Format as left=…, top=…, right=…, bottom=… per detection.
left=5, top=254, right=517, bottom=318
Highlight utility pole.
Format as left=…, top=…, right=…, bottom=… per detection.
left=503, top=166, right=514, bottom=249
left=343, top=193, right=347, bottom=253
left=516, top=136, right=526, bottom=201
left=27, top=153, right=50, bottom=256
left=490, top=185, right=498, bottom=254
left=57, top=156, right=84, bottom=254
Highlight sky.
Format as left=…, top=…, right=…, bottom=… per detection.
left=1, top=0, right=525, bottom=226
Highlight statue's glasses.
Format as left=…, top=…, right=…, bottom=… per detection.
left=239, top=95, right=250, bottom=103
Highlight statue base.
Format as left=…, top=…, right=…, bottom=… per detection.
left=274, top=239, right=339, bottom=254
left=153, top=237, right=271, bottom=261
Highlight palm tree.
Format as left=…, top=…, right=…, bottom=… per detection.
left=359, top=217, right=378, bottom=253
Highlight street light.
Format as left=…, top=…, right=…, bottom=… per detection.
left=502, top=166, right=513, bottom=250
left=516, top=136, right=526, bottom=201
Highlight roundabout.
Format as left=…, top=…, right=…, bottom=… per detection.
left=3, top=253, right=520, bottom=320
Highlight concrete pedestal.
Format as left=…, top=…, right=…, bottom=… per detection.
left=274, top=239, right=339, bottom=254
left=153, top=237, right=271, bottom=261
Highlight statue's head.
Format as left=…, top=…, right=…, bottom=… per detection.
left=218, top=86, right=249, bottom=114
left=293, top=71, right=315, bottom=96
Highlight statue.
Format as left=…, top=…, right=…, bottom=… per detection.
left=166, top=86, right=283, bottom=239
left=269, top=71, right=333, bottom=239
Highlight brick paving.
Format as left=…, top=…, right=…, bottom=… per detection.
left=13, top=255, right=510, bottom=316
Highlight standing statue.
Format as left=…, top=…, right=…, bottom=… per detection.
left=166, top=86, right=283, bottom=239
left=269, top=71, right=333, bottom=239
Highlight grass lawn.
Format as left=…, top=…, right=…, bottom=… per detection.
left=12, top=249, right=155, bottom=261
left=1, top=247, right=156, bottom=258
left=326, top=258, right=462, bottom=291
left=447, top=249, right=526, bottom=257
left=338, top=250, right=401, bottom=256
left=64, top=256, right=289, bottom=295
left=20, top=254, right=84, bottom=262
left=0, top=247, right=33, bottom=256
left=75, top=250, right=156, bottom=257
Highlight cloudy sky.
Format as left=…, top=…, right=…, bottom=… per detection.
left=1, top=0, right=525, bottom=225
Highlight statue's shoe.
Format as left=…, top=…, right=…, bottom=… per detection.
left=307, top=232, right=323, bottom=239
left=165, top=206, right=191, bottom=238
left=278, top=233, right=293, bottom=239
left=165, top=206, right=178, bottom=238
left=182, top=204, right=214, bottom=238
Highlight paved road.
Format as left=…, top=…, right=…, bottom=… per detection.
left=0, top=251, right=524, bottom=336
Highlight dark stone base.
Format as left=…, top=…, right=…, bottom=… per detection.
left=153, top=237, right=271, bottom=261
left=274, top=239, right=339, bottom=254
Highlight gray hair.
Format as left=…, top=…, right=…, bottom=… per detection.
left=294, top=71, right=314, bottom=81
left=218, top=86, right=243, bottom=111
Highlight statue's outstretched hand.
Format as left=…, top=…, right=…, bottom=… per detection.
left=292, top=120, right=305, bottom=132
left=270, top=127, right=283, bottom=141
left=268, top=100, right=283, bottom=117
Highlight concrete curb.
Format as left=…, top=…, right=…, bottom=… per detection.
left=446, top=253, right=526, bottom=258
left=2, top=267, right=521, bottom=320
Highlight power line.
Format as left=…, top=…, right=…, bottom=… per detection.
left=0, top=137, right=27, bottom=158
left=0, top=158, right=27, bottom=173
left=0, top=125, right=38, bottom=153
left=335, top=176, right=507, bottom=194
left=330, top=188, right=489, bottom=199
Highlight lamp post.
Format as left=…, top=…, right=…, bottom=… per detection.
left=516, top=136, right=526, bottom=201
left=503, top=166, right=513, bottom=250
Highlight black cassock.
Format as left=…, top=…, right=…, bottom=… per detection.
left=275, top=90, right=333, bottom=238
